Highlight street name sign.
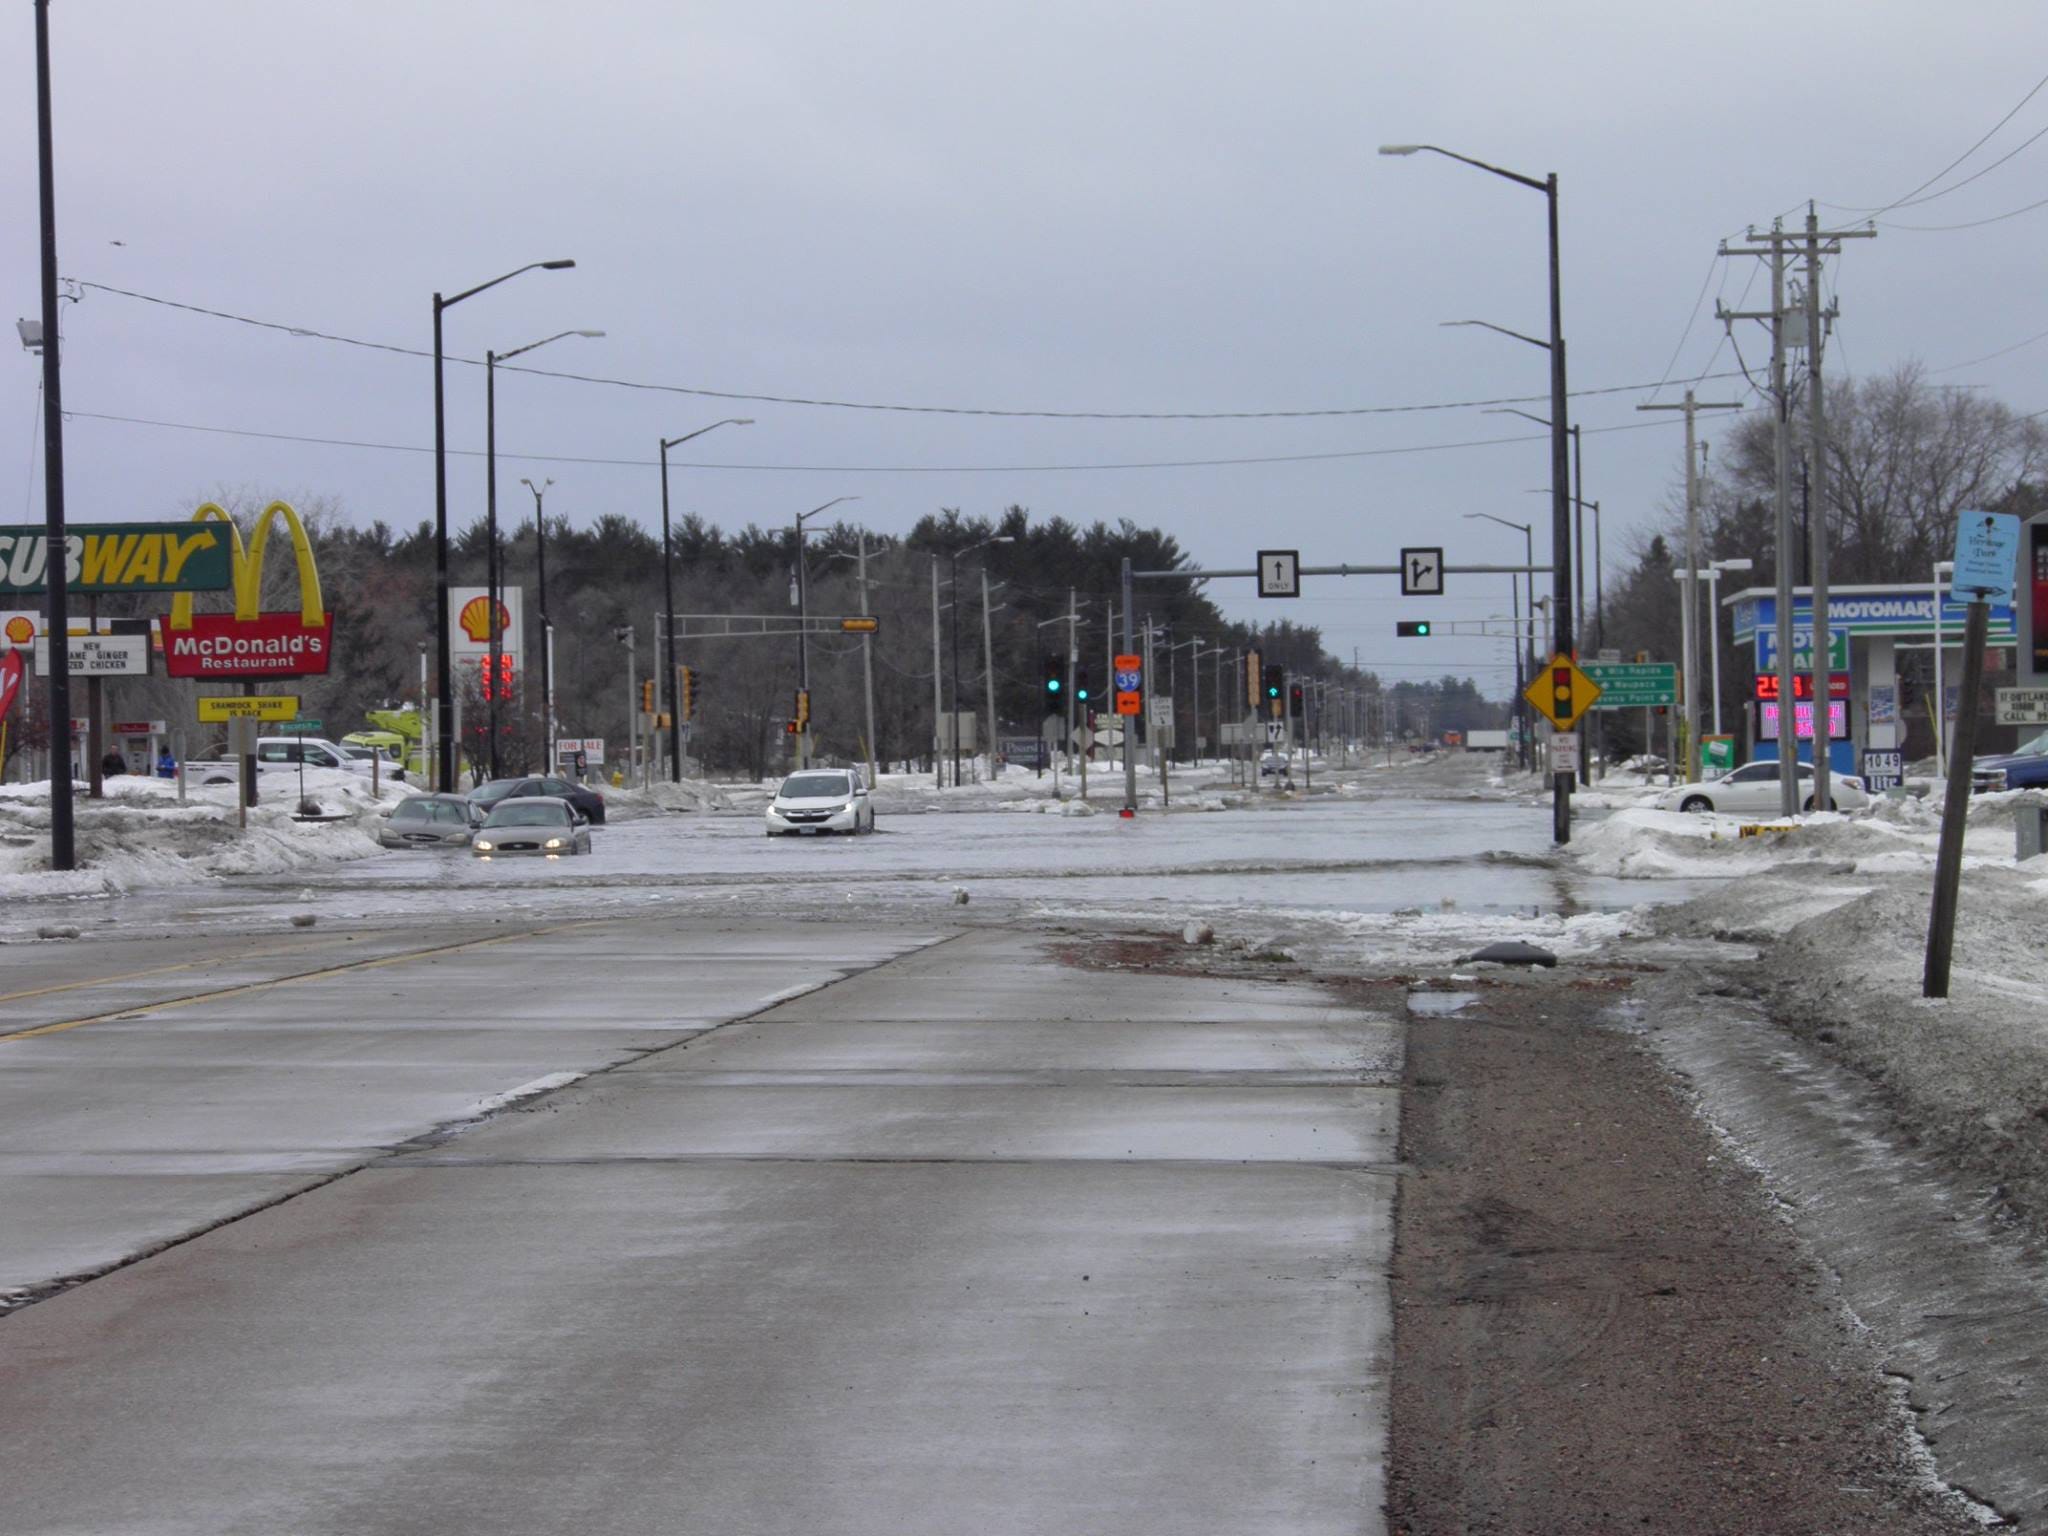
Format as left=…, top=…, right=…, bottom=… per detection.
left=1581, top=660, right=1677, bottom=709
left=1256, top=550, right=1299, bottom=598
left=276, top=719, right=323, bottom=734
left=1996, top=687, right=2048, bottom=726
left=1399, top=546, right=1444, bottom=597
left=1524, top=653, right=1601, bottom=730
left=198, top=695, right=299, bottom=723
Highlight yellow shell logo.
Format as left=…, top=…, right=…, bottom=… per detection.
left=458, top=594, right=507, bottom=642
left=2, top=614, right=33, bottom=645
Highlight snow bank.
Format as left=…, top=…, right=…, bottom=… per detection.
left=0, top=775, right=383, bottom=899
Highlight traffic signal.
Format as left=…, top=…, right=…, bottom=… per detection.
left=640, top=678, right=655, bottom=713
left=1552, top=665, right=1575, bottom=717
left=679, top=665, right=696, bottom=720
left=1262, top=665, right=1284, bottom=701
left=1396, top=620, right=1433, bottom=637
left=1289, top=683, right=1304, bottom=718
left=1245, top=648, right=1263, bottom=708
left=1042, top=653, right=1064, bottom=699
left=1074, top=665, right=1092, bottom=703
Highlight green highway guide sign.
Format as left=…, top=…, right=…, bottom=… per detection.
left=277, top=719, right=322, bottom=733
left=1582, top=660, right=1678, bottom=709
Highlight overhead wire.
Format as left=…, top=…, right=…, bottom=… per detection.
left=1825, top=66, right=2048, bottom=215
left=70, top=279, right=1742, bottom=426
left=60, top=405, right=1717, bottom=475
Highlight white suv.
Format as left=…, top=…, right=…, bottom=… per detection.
left=765, top=768, right=874, bottom=836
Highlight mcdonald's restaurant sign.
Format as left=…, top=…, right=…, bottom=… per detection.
left=157, top=501, right=334, bottom=679
left=0, top=522, right=234, bottom=594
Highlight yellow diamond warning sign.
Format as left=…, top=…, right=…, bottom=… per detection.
left=1523, top=653, right=1601, bottom=730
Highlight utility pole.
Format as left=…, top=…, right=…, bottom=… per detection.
left=1121, top=560, right=1137, bottom=816
left=930, top=557, right=944, bottom=788
left=1638, top=390, right=1741, bottom=784
left=981, top=566, right=999, bottom=780
left=858, top=532, right=877, bottom=788
left=1065, top=588, right=1079, bottom=790
left=1722, top=211, right=1873, bottom=814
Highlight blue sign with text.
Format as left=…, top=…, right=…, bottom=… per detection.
left=1951, top=510, right=2021, bottom=603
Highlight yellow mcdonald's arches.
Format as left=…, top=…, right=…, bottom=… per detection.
left=167, top=501, right=325, bottom=629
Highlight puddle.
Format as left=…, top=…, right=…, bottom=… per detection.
left=1405, top=991, right=1479, bottom=1016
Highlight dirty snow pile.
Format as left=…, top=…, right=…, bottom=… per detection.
left=0, top=775, right=385, bottom=898
left=1591, top=789, right=2048, bottom=1226
left=601, top=777, right=736, bottom=817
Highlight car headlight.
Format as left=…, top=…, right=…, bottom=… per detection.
left=474, top=839, right=494, bottom=851
left=544, top=837, right=566, bottom=849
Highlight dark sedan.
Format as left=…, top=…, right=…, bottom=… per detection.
left=468, top=774, right=606, bottom=824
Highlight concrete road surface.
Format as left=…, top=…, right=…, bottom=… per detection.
left=0, top=925, right=1397, bottom=1536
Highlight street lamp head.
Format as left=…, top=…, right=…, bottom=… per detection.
left=572, top=329, right=605, bottom=338
left=520, top=476, right=553, bottom=493
left=1377, top=144, right=1423, bottom=156
left=541, top=259, right=576, bottom=271
left=1712, top=557, right=1754, bottom=572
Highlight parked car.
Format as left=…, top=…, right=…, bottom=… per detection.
left=765, top=768, right=874, bottom=836
left=468, top=774, right=606, bottom=824
left=1656, top=760, right=1869, bottom=815
left=189, top=735, right=377, bottom=784
left=1972, top=727, right=2048, bottom=793
left=376, top=793, right=484, bottom=850
left=471, top=797, right=591, bottom=858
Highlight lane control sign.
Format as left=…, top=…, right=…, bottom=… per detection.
left=1256, top=550, right=1299, bottom=599
left=1400, top=546, right=1444, bottom=597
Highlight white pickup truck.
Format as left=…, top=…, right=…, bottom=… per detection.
left=187, top=736, right=377, bottom=785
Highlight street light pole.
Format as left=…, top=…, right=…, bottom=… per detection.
left=520, top=478, right=555, bottom=770
left=658, top=419, right=753, bottom=781
left=433, top=258, right=574, bottom=792
left=485, top=330, right=600, bottom=779
left=1385, top=142, right=1572, bottom=841
left=788, top=496, right=859, bottom=771
left=1465, top=512, right=1534, bottom=772
left=942, top=534, right=1014, bottom=786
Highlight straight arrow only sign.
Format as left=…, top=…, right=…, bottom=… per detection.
left=1400, top=546, right=1444, bottom=597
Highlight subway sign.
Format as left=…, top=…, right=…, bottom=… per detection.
left=0, top=523, right=234, bottom=594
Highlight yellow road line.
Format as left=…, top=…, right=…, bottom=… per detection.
left=0, top=933, right=364, bottom=1007
left=0, top=921, right=596, bottom=1044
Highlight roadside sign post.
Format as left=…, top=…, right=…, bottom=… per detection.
left=1926, top=512, right=2018, bottom=998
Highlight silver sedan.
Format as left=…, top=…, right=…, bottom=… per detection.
left=376, top=793, right=485, bottom=850
left=471, top=796, right=593, bottom=858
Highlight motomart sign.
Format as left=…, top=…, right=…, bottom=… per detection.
left=157, top=501, right=333, bottom=679
left=160, top=611, right=332, bottom=678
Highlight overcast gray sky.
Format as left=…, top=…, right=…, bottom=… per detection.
left=7, top=2, right=2047, bottom=694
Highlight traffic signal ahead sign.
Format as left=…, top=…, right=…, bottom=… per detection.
left=1523, top=652, right=1601, bottom=729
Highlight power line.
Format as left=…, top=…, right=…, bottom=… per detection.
left=1882, top=190, right=2048, bottom=232
left=61, top=405, right=1711, bottom=475
left=70, top=278, right=1743, bottom=425
left=1828, top=67, right=2048, bottom=215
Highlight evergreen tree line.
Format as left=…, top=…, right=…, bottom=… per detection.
left=7, top=501, right=1500, bottom=779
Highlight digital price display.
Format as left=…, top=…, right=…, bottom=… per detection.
left=1758, top=699, right=1849, bottom=741
left=1754, top=671, right=1851, bottom=702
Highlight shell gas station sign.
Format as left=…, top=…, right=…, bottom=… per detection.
left=157, top=502, right=333, bottom=679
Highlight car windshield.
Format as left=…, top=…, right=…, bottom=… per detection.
left=779, top=774, right=852, bottom=799
left=484, top=802, right=570, bottom=827
left=471, top=779, right=529, bottom=803
left=2014, top=729, right=2048, bottom=756
left=393, top=800, right=433, bottom=821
